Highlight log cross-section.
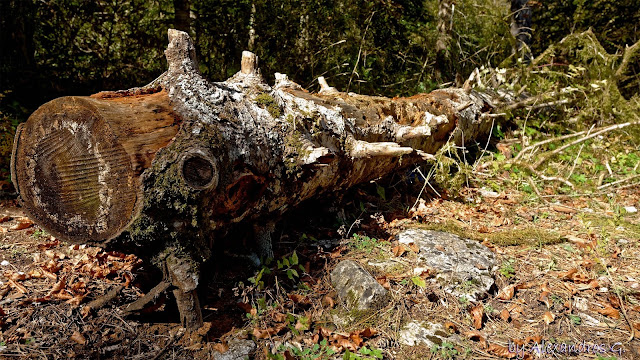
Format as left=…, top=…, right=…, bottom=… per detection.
left=12, top=29, right=497, bottom=329
left=12, top=91, right=180, bottom=242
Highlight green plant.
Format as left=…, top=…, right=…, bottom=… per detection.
left=569, top=314, right=582, bottom=325
left=499, top=259, right=516, bottom=278
left=430, top=341, right=459, bottom=359
left=270, top=339, right=336, bottom=360
left=349, top=234, right=380, bottom=253
left=277, top=251, right=304, bottom=281
left=31, top=229, right=47, bottom=239
left=410, top=276, right=426, bottom=288
left=343, top=346, right=383, bottom=360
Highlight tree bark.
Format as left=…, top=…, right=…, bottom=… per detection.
left=173, top=0, right=191, bottom=33
left=12, top=29, right=496, bottom=329
left=436, top=0, right=454, bottom=79
left=510, top=0, right=533, bottom=63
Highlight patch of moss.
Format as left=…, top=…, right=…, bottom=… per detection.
left=412, top=221, right=564, bottom=247
left=283, top=131, right=312, bottom=176
left=255, top=92, right=282, bottom=118
left=580, top=214, right=640, bottom=240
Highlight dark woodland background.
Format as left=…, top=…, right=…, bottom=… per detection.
left=0, top=0, right=638, bottom=185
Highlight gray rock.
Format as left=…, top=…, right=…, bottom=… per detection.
left=213, top=338, right=255, bottom=360
left=397, top=229, right=497, bottom=301
left=330, top=260, right=389, bottom=311
left=398, top=320, right=453, bottom=347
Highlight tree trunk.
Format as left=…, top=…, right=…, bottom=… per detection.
left=12, top=29, right=496, bottom=330
left=435, top=0, right=454, bottom=80
left=173, top=0, right=191, bottom=33
left=510, top=0, right=533, bottom=63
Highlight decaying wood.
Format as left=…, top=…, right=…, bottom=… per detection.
left=11, top=29, right=498, bottom=329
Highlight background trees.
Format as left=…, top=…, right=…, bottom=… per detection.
left=1, top=0, right=638, bottom=186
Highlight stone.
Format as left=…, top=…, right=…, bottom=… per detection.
left=398, top=320, right=454, bottom=347
left=213, top=338, right=256, bottom=360
left=330, top=260, right=389, bottom=311
left=397, top=229, right=497, bottom=301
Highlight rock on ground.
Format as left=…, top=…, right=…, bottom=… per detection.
left=213, top=338, right=256, bottom=360
left=398, top=320, right=455, bottom=347
left=397, top=229, right=497, bottom=301
left=330, top=260, right=389, bottom=311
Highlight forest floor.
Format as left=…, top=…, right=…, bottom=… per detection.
left=1, top=136, right=640, bottom=360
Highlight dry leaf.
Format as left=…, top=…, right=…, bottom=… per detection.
left=596, top=303, right=620, bottom=319
left=322, top=295, right=336, bottom=308
left=288, top=294, right=311, bottom=305
left=318, top=326, right=332, bottom=338
left=465, top=330, right=488, bottom=349
left=539, top=282, right=551, bottom=308
left=444, top=321, right=458, bottom=334
left=500, top=309, right=511, bottom=321
left=552, top=204, right=576, bottom=214
left=392, top=245, right=406, bottom=257
left=525, top=335, right=542, bottom=344
left=559, top=268, right=578, bottom=280
left=0, top=215, right=10, bottom=223
left=349, top=333, right=363, bottom=347
left=70, top=330, right=87, bottom=345
left=359, top=327, right=377, bottom=338
left=542, top=311, right=555, bottom=324
left=376, top=276, right=390, bottom=290
left=10, top=218, right=34, bottom=230
left=497, top=284, right=515, bottom=300
left=608, top=295, right=621, bottom=309
left=66, top=294, right=86, bottom=306
left=335, top=338, right=356, bottom=351
left=470, top=303, right=484, bottom=330
left=10, top=272, right=27, bottom=281
left=272, top=312, right=286, bottom=323
left=8, top=279, right=27, bottom=294
left=488, top=343, right=518, bottom=358
left=212, top=342, right=229, bottom=353
left=408, top=242, right=420, bottom=253
left=47, top=276, right=67, bottom=297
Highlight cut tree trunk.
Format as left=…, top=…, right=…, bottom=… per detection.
left=11, top=29, right=496, bottom=330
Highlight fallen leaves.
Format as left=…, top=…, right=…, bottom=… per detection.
left=497, top=284, right=515, bottom=300
left=542, top=311, right=555, bottom=324
left=10, top=218, right=34, bottom=231
left=551, top=204, right=576, bottom=214
left=595, top=302, right=620, bottom=319
left=470, top=303, right=484, bottom=329
left=392, top=245, right=407, bottom=257
left=70, top=330, right=87, bottom=345
left=539, top=282, right=552, bottom=308
left=500, top=308, right=511, bottom=322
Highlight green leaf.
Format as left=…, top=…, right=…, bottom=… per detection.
left=291, top=251, right=298, bottom=265
left=411, top=276, right=426, bottom=288
left=376, top=184, right=386, bottom=200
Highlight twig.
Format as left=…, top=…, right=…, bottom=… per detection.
left=597, top=174, right=640, bottom=190
left=533, top=120, right=640, bottom=168
left=602, top=260, right=635, bottom=342
left=81, top=285, right=124, bottom=316
left=122, top=280, right=171, bottom=314
left=527, top=176, right=549, bottom=204
left=525, top=165, right=575, bottom=189
left=513, top=131, right=586, bottom=162
left=567, top=124, right=595, bottom=178
left=150, top=328, right=185, bottom=360
left=347, top=12, right=375, bottom=92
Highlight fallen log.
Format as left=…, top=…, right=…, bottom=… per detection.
left=11, top=29, right=496, bottom=329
